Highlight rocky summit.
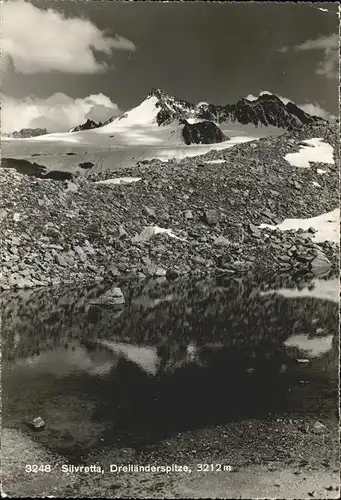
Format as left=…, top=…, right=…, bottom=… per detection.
left=68, top=88, right=324, bottom=138
left=69, top=118, right=103, bottom=133
left=0, top=120, right=338, bottom=290
left=9, top=128, right=48, bottom=139
left=196, top=93, right=323, bottom=130
left=143, top=88, right=322, bottom=130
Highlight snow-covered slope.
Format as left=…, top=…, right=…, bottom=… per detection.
left=1, top=135, right=257, bottom=175
left=3, top=95, right=185, bottom=148
left=102, top=95, right=161, bottom=128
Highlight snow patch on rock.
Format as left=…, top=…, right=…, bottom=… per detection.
left=186, top=117, right=207, bottom=125
left=284, top=334, right=333, bottom=357
left=94, top=177, right=141, bottom=186
left=259, top=209, right=339, bottom=244
left=206, top=159, right=226, bottom=165
left=132, top=226, right=185, bottom=243
left=259, top=278, right=339, bottom=303
left=285, top=138, right=334, bottom=168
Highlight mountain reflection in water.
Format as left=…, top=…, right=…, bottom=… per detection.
left=1, top=273, right=338, bottom=460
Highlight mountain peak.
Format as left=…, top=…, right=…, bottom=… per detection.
left=69, top=118, right=102, bottom=133
left=147, top=88, right=168, bottom=99
left=144, top=88, right=194, bottom=126
left=71, top=89, right=324, bottom=134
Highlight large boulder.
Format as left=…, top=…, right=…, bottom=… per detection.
left=181, top=120, right=226, bottom=145
left=90, top=287, right=125, bottom=308
left=203, top=209, right=220, bottom=225
left=310, top=252, right=331, bottom=276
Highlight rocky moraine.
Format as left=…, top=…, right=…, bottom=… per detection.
left=0, top=122, right=338, bottom=290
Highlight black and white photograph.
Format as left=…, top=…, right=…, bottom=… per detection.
left=0, top=0, right=340, bottom=498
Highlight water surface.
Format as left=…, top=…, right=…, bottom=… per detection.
left=1, top=273, right=338, bottom=461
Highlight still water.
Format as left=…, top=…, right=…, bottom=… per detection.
left=1, top=273, right=339, bottom=461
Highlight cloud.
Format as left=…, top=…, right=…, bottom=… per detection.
left=297, top=103, right=332, bottom=119
left=2, top=0, right=136, bottom=74
left=315, top=48, right=338, bottom=79
left=1, top=93, right=121, bottom=133
left=277, top=46, right=289, bottom=53
left=295, top=34, right=338, bottom=80
left=294, top=34, right=338, bottom=51
left=278, top=34, right=338, bottom=80
left=245, top=91, right=331, bottom=119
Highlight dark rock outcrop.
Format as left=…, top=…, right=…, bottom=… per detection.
left=69, top=118, right=102, bottom=133
left=181, top=119, right=226, bottom=145
left=1, top=158, right=72, bottom=181
left=1, top=158, right=47, bottom=177
left=79, top=162, right=94, bottom=170
left=10, top=128, right=47, bottom=138
left=149, top=88, right=195, bottom=126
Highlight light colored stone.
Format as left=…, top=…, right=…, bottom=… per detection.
left=312, top=421, right=327, bottom=433
left=55, top=253, right=68, bottom=267
left=16, top=278, right=34, bottom=289
left=66, top=181, right=78, bottom=193
left=204, top=210, right=220, bottom=225
left=143, top=206, right=156, bottom=218
left=118, top=225, right=128, bottom=238
left=48, top=244, right=64, bottom=250
left=310, top=252, right=331, bottom=276
left=11, top=237, right=20, bottom=246
left=90, top=287, right=125, bottom=307
left=31, top=416, right=45, bottom=430
left=214, top=235, right=231, bottom=246
left=74, top=246, right=87, bottom=263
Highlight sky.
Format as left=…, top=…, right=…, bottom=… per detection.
left=1, top=0, right=339, bottom=133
